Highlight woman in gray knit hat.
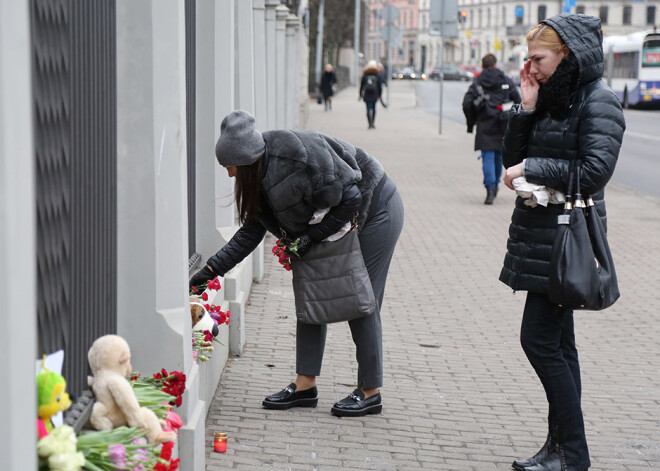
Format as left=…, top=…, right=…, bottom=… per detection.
left=189, top=110, right=404, bottom=417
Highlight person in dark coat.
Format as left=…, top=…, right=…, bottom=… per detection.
left=189, top=110, right=404, bottom=418
left=462, top=54, right=521, bottom=204
left=500, top=14, right=625, bottom=471
left=319, top=64, right=337, bottom=111
left=359, top=60, right=383, bottom=129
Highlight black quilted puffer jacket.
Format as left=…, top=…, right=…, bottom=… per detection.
left=499, top=14, right=626, bottom=293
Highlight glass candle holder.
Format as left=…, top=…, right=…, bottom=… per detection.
left=214, top=432, right=228, bottom=453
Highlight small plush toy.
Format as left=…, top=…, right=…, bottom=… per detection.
left=190, top=298, right=219, bottom=337
left=87, top=335, right=177, bottom=444
left=37, top=365, right=72, bottom=433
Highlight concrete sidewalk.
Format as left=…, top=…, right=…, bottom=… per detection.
left=205, top=81, right=660, bottom=470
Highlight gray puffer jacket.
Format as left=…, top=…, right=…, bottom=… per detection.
left=499, top=14, right=626, bottom=293
left=207, top=130, right=385, bottom=276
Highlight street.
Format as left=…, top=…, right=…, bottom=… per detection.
left=415, top=79, right=660, bottom=198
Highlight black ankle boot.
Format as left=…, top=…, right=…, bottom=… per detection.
left=512, top=433, right=555, bottom=470
left=484, top=187, right=496, bottom=204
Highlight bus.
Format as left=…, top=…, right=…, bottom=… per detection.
left=603, top=31, right=660, bottom=108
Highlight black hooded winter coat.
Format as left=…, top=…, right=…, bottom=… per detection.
left=462, top=67, right=521, bottom=151
left=499, top=14, right=626, bottom=293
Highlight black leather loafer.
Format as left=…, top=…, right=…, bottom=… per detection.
left=516, top=450, right=562, bottom=471
left=331, top=389, right=382, bottom=417
left=262, top=383, right=318, bottom=410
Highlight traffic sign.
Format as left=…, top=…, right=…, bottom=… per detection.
left=381, top=24, right=402, bottom=43
left=381, top=5, right=399, bottom=24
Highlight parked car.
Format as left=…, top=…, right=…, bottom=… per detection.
left=460, top=64, right=482, bottom=79
left=394, top=66, right=426, bottom=80
left=429, top=65, right=471, bottom=81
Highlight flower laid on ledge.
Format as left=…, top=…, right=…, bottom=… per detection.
left=130, top=369, right=186, bottom=409
left=272, top=239, right=292, bottom=271
left=76, top=427, right=161, bottom=471
left=201, top=303, right=231, bottom=326
left=192, top=330, right=219, bottom=363
left=37, top=424, right=85, bottom=471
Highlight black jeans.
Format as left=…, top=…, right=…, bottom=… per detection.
left=520, top=292, right=591, bottom=470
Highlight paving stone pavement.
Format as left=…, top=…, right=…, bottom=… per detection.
left=205, top=81, right=660, bottom=470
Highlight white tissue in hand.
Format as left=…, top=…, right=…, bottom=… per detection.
left=512, top=176, right=565, bottom=208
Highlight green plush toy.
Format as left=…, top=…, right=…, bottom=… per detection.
left=37, top=366, right=72, bottom=432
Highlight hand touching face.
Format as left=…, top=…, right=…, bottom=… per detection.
left=527, top=42, right=567, bottom=83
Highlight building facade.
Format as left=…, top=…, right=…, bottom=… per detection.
left=416, top=0, right=659, bottom=74
left=366, top=0, right=420, bottom=70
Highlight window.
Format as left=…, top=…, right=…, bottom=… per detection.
left=608, top=51, right=639, bottom=78
left=479, top=8, right=482, bottom=28
left=642, top=39, right=660, bottom=67
left=516, top=5, right=524, bottom=25
left=599, top=6, right=608, bottom=25
left=502, top=6, right=506, bottom=26
left=538, top=5, right=547, bottom=22
left=648, top=6, right=656, bottom=26
left=623, top=6, right=632, bottom=25
left=487, top=8, right=491, bottom=27
left=576, top=5, right=585, bottom=15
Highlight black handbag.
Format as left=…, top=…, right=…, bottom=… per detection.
left=290, top=229, right=376, bottom=324
left=548, top=161, right=620, bottom=310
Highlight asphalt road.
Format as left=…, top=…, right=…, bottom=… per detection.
left=415, top=79, right=660, bottom=198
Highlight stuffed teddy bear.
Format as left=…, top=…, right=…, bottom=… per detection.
left=87, top=335, right=177, bottom=444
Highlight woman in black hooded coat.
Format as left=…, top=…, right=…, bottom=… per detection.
left=500, top=14, right=625, bottom=471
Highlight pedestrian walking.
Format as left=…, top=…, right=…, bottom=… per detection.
left=500, top=14, right=625, bottom=471
left=189, top=110, right=404, bottom=417
left=462, top=53, right=521, bottom=204
left=359, top=60, right=383, bottom=129
left=320, top=64, right=337, bottom=111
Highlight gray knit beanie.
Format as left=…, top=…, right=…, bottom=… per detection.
left=215, top=110, right=265, bottom=166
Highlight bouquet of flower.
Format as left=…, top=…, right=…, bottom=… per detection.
left=75, top=427, right=160, bottom=471
left=37, top=424, right=85, bottom=471
left=189, top=276, right=221, bottom=297
left=192, top=330, right=216, bottom=363
left=200, top=303, right=230, bottom=325
left=130, top=369, right=186, bottom=409
left=272, top=239, right=292, bottom=271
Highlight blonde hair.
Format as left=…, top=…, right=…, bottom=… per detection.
left=526, top=24, right=566, bottom=54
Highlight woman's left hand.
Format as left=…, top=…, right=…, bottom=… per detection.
left=503, top=163, right=524, bottom=190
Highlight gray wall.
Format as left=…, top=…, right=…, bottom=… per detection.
left=0, top=2, right=37, bottom=469
left=2, top=1, right=308, bottom=469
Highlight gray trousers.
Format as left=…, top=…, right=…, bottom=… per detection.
left=295, top=188, right=404, bottom=389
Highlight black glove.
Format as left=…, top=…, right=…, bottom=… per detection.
left=285, top=234, right=313, bottom=259
left=189, top=265, right=216, bottom=293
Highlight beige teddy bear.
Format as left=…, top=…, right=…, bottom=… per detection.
left=87, top=335, right=177, bottom=444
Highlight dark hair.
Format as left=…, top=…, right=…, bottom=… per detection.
left=234, top=157, right=263, bottom=224
left=482, top=53, right=497, bottom=69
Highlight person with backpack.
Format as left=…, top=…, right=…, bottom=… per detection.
left=462, top=54, right=521, bottom=204
left=360, top=60, right=383, bottom=129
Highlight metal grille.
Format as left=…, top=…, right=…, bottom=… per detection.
left=32, top=0, right=117, bottom=397
left=186, top=0, right=198, bottom=261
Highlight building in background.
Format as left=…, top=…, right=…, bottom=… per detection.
left=366, top=0, right=420, bottom=70
left=416, top=0, right=659, bottom=77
